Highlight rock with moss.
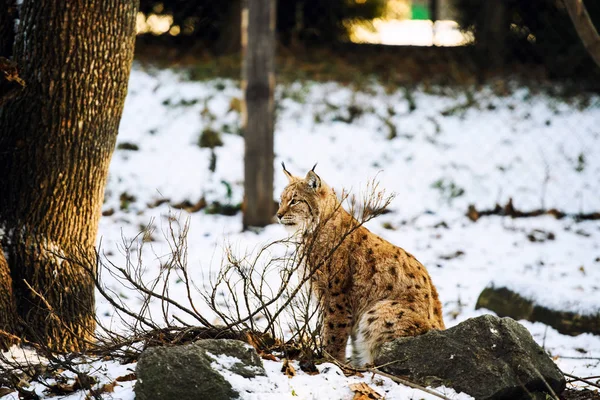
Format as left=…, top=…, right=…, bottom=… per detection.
left=375, top=314, right=565, bottom=400
left=135, top=339, right=265, bottom=400
left=198, top=339, right=266, bottom=378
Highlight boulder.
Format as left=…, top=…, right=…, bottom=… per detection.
left=135, top=339, right=265, bottom=400
left=375, top=314, right=565, bottom=400
left=476, top=286, right=600, bottom=336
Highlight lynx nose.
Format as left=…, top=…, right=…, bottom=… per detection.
left=276, top=212, right=284, bottom=220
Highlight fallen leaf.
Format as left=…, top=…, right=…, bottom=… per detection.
left=100, top=381, right=118, bottom=393
left=115, top=373, right=136, bottom=382
left=227, top=97, right=242, bottom=114
left=260, top=352, right=278, bottom=362
left=244, top=330, right=280, bottom=353
left=467, top=205, right=480, bottom=222
left=46, top=382, right=77, bottom=395
left=349, top=382, right=382, bottom=399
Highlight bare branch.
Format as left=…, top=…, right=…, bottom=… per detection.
left=563, top=372, right=600, bottom=390
left=325, top=354, right=453, bottom=400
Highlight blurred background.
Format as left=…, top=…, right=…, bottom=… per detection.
left=129, top=0, right=600, bottom=216
left=97, top=0, right=600, bottom=383
left=135, top=0, right=600, bottom=79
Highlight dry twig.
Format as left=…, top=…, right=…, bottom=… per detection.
left=324, top=353, right=453, bottom=400
left=564, top=372, right=600, bottom=390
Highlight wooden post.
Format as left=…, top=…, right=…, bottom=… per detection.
left=242, top=0, right=276, bottom=229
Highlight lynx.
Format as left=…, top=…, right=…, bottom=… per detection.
left=277, top=164, right=445, bottom=365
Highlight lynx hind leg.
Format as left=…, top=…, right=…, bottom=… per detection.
left=353, top=300, right=432, bottom=366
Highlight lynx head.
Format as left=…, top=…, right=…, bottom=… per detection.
left=277, top=163, right=331, bottom=233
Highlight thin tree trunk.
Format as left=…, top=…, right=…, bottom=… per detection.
left=0, top=0, right=137, bottom=351
left=563, top=0, right=600, bottom=69
left=242, top=0, right=276, bottom=229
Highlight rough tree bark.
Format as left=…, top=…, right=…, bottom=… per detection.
left=563, top=0, right=600, bottom=69
left=242, top=0, right=276, bottom=229
left=0, top=0, right=138, bottom=351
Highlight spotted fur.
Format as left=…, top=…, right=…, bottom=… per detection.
left=277, top=165, right=445, bottom=365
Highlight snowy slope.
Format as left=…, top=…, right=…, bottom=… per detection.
left=2, top=65, right=600, bottom=399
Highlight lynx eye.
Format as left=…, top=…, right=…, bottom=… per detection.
left=290, top=199, right=300, bottom=206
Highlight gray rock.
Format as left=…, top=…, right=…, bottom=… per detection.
left=476, top=285, right=600, bottom=336
left=375, top=314, right=565, bottom=400
left=198, top=338, right=266, bottom=378
left=135, top=339, right=265, bottom=400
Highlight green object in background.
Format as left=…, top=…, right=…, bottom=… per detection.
left=411, top=4, right=430, bottom=20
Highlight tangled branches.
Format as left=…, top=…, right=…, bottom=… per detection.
left=0, top=179, right=395, bottom=396
left=87, top=179, right=394, bottom=360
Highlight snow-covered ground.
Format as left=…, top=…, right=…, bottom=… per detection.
left=3, top=65, right=600, bottom=399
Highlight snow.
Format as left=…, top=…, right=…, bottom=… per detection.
left=490, top=274, right=600, bottom=316
left=2, top=65, right=600, bottom=399
left=0, top=347, right=136, bottom=400
left=209, top=354, right=472, bottom=400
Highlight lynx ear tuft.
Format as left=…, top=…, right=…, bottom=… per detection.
left=282, top=162, right=295, bottom=183
left=305, top=170, right=321, bottom=190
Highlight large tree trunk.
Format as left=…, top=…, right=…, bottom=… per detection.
left=242, top=0, right=276, bottom=229
left=0, top=0, right=138, bottom=351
